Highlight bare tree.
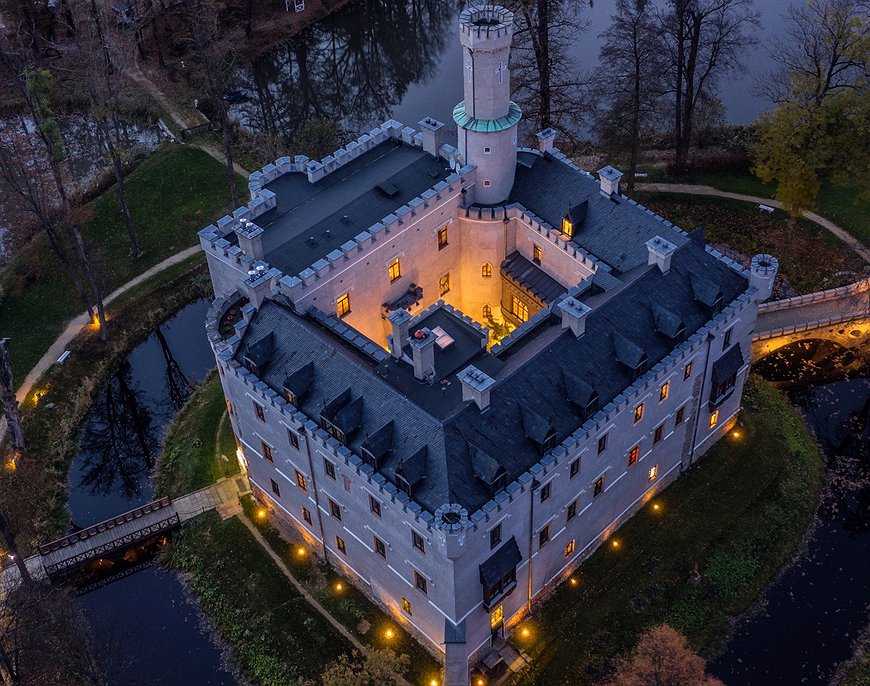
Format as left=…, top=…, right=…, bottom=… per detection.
left=659, top=0, right=759, bottom=175
left=593, top=0, right=668, bottom=193
left=0, top=340, right=25, bottom=455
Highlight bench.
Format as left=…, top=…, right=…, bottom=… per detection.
left=758, top=204, right=775, bottom=213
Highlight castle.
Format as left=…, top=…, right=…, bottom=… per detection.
left=198, top=6, right=776, bottom=684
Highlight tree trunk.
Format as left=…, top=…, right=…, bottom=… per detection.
left=103, top=123, right=142, bottom=257
left=69, top=223, right=108, bottom=342
left=0, top=512, right=33, bottom=588
left=536, top=0, right=551, bottom=131
left=0, top=339, right=25, bottom=453
left=218, top=106, right=240, bottom=208
left=43, top=223, right=95, bottom=321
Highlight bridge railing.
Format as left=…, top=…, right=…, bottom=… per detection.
left=753, top=312, right=870, bottom=341
left=38, top=496, right=173, bottom=555
left=758, top=277, right=870, bottom=314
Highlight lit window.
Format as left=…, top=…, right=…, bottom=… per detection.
left=254, top=401, right=265, bottom=422
left=437, top=226, right=449, bottom=249
left=482, top=262, right=493, bottom=277
left=597, top=433, right=608, bottom=454
left=684, top=361, right=693, bottom=380
left=561, top=217, right=573, bottom=239
left=634, top=403, right=644, bottom=424
left=302, top=507, right=312, bottom=524
left=512, top=295, right=529, bottom=322
left=567, top=500, right=577, bottom=521
left=654, top=424, right=664, bottom=444
left=374, top=536, right=386, bottom=558
left=329, top=499, right=342, bottom=521
left=648, top=464, right=659, bottom=481
left=336, top=536, right=346, bottom=555
left=401, top=597, right=412, bottom=615
left=439, top=272, right=451, bottom=295
left=540, top=482, right=551, bottom=502
left=709, top=410, right=719, bottom=429
left=482, top=304, right=492, bottom=319
left=490, top=524, right=502, bottom=549
left=628, top=445, right=640, bottom=465
left=675, top=406, right=685, bottom=426
left=594, top=475, right=605, bottom=497
left=414, top=571, right=428, bottom=594
left=369, top=495, right=381, bottom=517
left=533, top=244, right=542, bottom=265
left=270, top=478, right=281, bottom=497
left=412, top=530, right=425, bottom=553
left=288, top=429, right=299, bottom=449
left=570, top=458, right=580, bottom=478
left=336, top=292, right=350, bottom=318
left=660, top=381, right=669, bottom=402
left=388, top=257, right=401, bottom=283
left=261, top=442, right=273, bottom=462
left=324, top=460, right=336, bottom=479
left=564, top=539, right=575, bottom=558
left=538, top=524, right=550, bottom=547
left=295, top=470, right=307, bottom=491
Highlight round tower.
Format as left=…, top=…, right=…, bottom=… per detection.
left=749, top=253, right=779, bottom=303
left=454, top=5, right=521, bottom=205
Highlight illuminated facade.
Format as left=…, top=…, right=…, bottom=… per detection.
left=198, top=6, right=776, bottom=685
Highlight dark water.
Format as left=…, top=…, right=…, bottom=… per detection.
left=711, top=341, right=870, bottom=686
left=67, top=301, right=236, bottom=686
left=229, top=0, right=790, bottom=146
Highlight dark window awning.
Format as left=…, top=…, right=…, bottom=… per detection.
left=480, top=537, right=522, bottom=587
left=501, top=251, right=566, bottom=304
left=383, top=284, right=423, bottom=313
left=712, top=344, right=744, bottom=386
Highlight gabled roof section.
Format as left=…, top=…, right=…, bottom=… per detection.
left=612, top=331, right=647, bottom=370
left=520, top=404, right=555, bottom=445
left=396, top=446, right=427, bottom=487
left=691, top=272, right=723, bottom=307
left=564, top=373, right=597, bottom=409
left=283, top=361, right=314, bottom=401
left=363, top=421, right=394, bottom=461
left=651, top=302, right=685, bottom=340
left=242, top=331, right=275, bottom=373
left=565, top=199, right=588, bottom=228
left=469, top=445, right=505, bottom=484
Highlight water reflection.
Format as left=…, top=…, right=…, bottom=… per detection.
left=231, top=0, right=460, bottom=142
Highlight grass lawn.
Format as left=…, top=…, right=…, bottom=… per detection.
left=510, top=378, right=824, bottom=686
left=645, top=169, right=869, bottom=246
left=845, top=659, right=870, bottom=686
left=0, top=143, right=241, bottom=376
left=636, top=192, right=866, bottom=294
left=155, top=372, right=240, bottom=499
left=165, top=511, right=354, bottom=686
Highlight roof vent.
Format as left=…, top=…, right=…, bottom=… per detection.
left=457, top=365, right=496, bottom=411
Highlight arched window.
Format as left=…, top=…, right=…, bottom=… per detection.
left=481, top=262, right=493, bottom=278
left=482, top=304, right=492, bottom=319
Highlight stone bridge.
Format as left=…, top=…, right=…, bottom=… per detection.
left=752, top=277, right=870, bottom=360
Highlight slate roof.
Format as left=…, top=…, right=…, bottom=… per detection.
left=501, top=251, right=567, bottom=303
left=257, top=140, right=451, bottom=277
left=509, top=152, right=689, bottom=274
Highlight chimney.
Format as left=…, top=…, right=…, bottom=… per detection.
left=236, top=218, right=264, bottom=260
left=646, top=235, right=678, bottom=274
left=386, top=309, right=412, bottom=359
left=457, top=365, right=496, bottom=411
left=408, top=328, right=437, bottom=382
left=557, top=296, right=592, bottom=338
left=418, top=117, right=446, bottom=158
left=597, top=165, right=623, bottom=196
left=242, top=263, right=275, bottom=307
left=536, top=128, right=557, bottom=154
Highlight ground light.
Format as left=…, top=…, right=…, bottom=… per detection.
left=653, top=503, right=661, bottom=512
left=296, top=546, right=306, bottom=557
left=384, top=628, right=395, bottom=640
left=569, top=577, right=578, bottom=586
left=611, top=539, right=620, bottom=549
left=335, top=582, right=343, bottom=592
left=520, top=627, right=530, bottom=638
left=256, top=508, right=267, bottom=519
left=476, top=679, right=486, bottom=686
left=731, top=429, right=742, bottom=439
left=429, top=679, right=439, bottom=686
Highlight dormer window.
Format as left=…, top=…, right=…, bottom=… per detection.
left=520, top=405, right=557, bottom=455
left=395, top=447, right=427, bottom=498
left=320, top=389, right=363, bottom=446
left=470, top=445, right=507, bottom=497
left=361, top=421, right=394, bottom=470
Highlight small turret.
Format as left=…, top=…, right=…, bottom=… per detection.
left=749, top=253, right=779, bottom=303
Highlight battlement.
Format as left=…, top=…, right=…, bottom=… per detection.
left=459, top=5, right=513, bottom=45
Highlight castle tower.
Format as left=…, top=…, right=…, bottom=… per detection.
left=454, top=5, right=521, bottom=205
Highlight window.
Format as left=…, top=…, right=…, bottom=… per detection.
left=484, top=146, right=492, bottom=154
left=675, top=406, right=685, bottom=426
left=653, top=423, right=664, bottom=444
left=342, top=476, right=351, bottom=493
left=597, top=433, right=608, bottom=454
left=684, top=361, right=693, bottom=380
left=628, top=445, right=640, bottom=465
left=593, top=475, right=605, bottom=497
left=288, top=429, right=299, bottom=450
left=336, top=536, right=346, bottom=555
left=565, top=539, right=575, bottom=558
left=567, top=500, right=577, bottom=521
left=336, top=291, right=351, bottom=318
left=329, top=498, right=342, bottom=521
left=401, top=597, right=412, bottom=615
left=538, top=524, right=550, bottom=548
left=439, top=272, right=451, bottom=295
left=483, top=179, right=491, bottom=187
left=412, top=530, right=425, bottom=553
left=261, top=442, right=273, bottom=462
left=270, top=479, right=281, bottom=497
left=660, top=381, right=670, bottom=402
left=490, top=524, right=502, bottom=550
left=482, top=304, right=492, bottom=319
left=324, top=459, right=336, bottom=480
left=648, top=464, right=659, bottom=482
left=561, top=217, right=574, bottom=239
left=723, top=327, right=733, bottom=350
left=634, top=403, right=644, bottom=424
left=369, top=495, right=381, bottom=517
left=512, top=295, right=529, bottom=322
left=482, top=262, right=493, bottom=277
left=254, top=401, right=265, bottom=422
left=540, top=482, right=551, bottom=502
left=533, top=244, right=542, bottom=265
left=437, top=226, right=449, bottom=249
left=295, top=470, right=307, bottom=491
left=388, top=257, right=401, bottom=283
left=302, top=507, right=312, bottom=525
left=570, top=458, right=580, bottom=478
left=709, top=410, right=719, bottom=429
left=414, top=571, right=428, bottom=594
left=374, top=536, right=386, bottom=559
